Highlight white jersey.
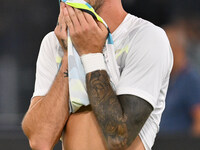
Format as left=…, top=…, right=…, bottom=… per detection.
left=33, top=14, right=173, bottom=149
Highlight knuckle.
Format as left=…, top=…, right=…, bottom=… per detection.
left=77, top=10, right=82, bottom=15
left=66, top=18, right=70, bottom=24
left=83, top=26, right=89, bottom=32
left=65, top=15, right=70, bottom=22
left=66, top=20, right=72, bottom=27
left=91, top=24, right=97, bottom=30
left=74, top=30, right=81, bottom=36
left=71, top=13, right=76, bottom=18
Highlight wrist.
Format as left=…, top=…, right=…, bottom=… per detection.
left=59, top=55, right=68, bottom=72
left=62, top=54, right=68, bottom=62
left=81, top=53, right=106, bottom=74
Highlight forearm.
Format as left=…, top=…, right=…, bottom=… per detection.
left=86, top=70, right=152, bottom=150
left=22, top=55, right=69, bottom=149
left=86, top=70, right=129, bottom=149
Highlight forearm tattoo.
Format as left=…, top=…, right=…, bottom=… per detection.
left=64, top=69, right=68, bottom=77
left=61, top=39, right=68, bottom=50
left=86, top=70, right=152, bottom=149
left=86, top=70, right=128, bottom=149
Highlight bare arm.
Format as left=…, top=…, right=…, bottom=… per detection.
left=22, top=55, right=69, bottom=150
left=86, top=70, right=153, bottom=150
left=62, top=5, right=153, bottom=149
left=22, top=3, right=70, bottom=150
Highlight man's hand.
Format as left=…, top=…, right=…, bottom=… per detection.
left=63, top=5, right=108, bottom=56
left=54, top=2, right=68, bottom=53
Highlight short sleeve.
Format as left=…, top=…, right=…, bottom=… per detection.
left=32, top=32, right=59, bottom=98
left=116, top=26, right=173, bottom=108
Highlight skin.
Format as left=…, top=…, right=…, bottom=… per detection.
left=85, top=0, right=104, bottom=11
left=63, top=1, right=153, bottom=149
left=22, top=54, right=69, bottom=150
left=22, top=3, right=69, bottom=150
left=22, top=1, right=153, bottom=150
left=85, top=71, right=152, bottom=149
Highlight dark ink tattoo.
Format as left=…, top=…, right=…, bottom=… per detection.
left=86, top=70, right=153, bottom=149
left=61, top=39, right=68, bottom=50
left=60, top=25, right=62, bottom=32
left=64, top=69, right=68, bottom=77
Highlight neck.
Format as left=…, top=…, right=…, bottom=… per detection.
left=97, top=0, right=127, bottom=33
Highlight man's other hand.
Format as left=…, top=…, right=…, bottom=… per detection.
left=54, top=2, right=68, bottom=54
left=63, top=5, right=108, bottom=56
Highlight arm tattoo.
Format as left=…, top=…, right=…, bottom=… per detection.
left=64, top=69, right=68, bottom=77
left=86, top=70, right=153, bottom=149
left=61, top=39, right=68, bottom=50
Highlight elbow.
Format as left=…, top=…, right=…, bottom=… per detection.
left=23, top=129, right=52, bottom=150
left=29, top=138, right=52, bottom=150
left=21, top=115, right=30, bottom=138
left=22, top=117, right=52, bottom=150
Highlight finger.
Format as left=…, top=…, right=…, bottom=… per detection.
left=59, top=2, right=65, bottom=19
left=74, top=8, right=87, bottom=27
left=58, top=2, right=65, bottom=27
left=64, top=6, right=74, bottom=33
left=96, top=21, right=108, bottom=33
left=60, top=2, right=65, bottom=12
left=83, top=12, right=100, bottom=32
left=55, top=17, right=68, bottom=38
left=83, top=12, right=97, bottom=25
left=61, top=17, right=68, bottom=35
left=66, top=5, right=81, bottom=28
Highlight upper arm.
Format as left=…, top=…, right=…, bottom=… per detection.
left=116, top=26, right=173, bottom=109
left=33, top=32, right=59, bottom=98
left=113, top=26, right=173, bottom=147
left=28, top=32, right=59, bottom=110
left=117, top=94, right=153, bottom=145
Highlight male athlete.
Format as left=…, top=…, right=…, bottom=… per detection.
left=22, top=0, right=173, bottom=150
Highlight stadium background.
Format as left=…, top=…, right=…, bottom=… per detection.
left=0, top=0, right=200, bottom=149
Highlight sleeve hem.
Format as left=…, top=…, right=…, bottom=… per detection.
left=116, top=87, right=157, bottom=109
left=32, top=89, right=48, bottom=99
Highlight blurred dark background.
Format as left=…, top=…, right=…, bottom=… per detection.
left=0, top=0, right=200, bottom=149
